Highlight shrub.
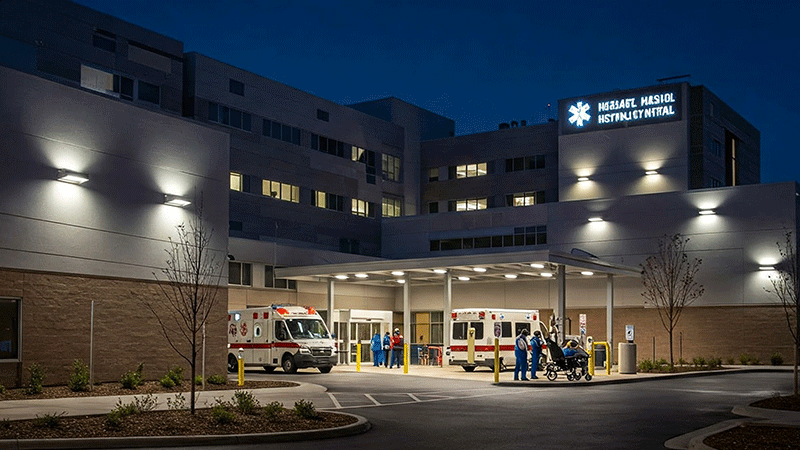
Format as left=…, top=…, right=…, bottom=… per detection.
left=692, top=356, right=706, bottom=368
left=0, top=384, right=5, bottom=394
left=655, top=358, right=669, bottom=368
left=34, top=412, right=65, bottom=429
left=211, top=399, right=236, bottom=424
left=771, top=353, right=784, bottom=366
left=294, top=399, right=319, bottom=420
left=105, top=393, right=158, bottom=427
left=677, top=358, right=688, bottom=366
left=25, top=363, right=45, bottom=395
left=166, top=366, right=184, bottom=386
left=726, top=357, right=735, bottom=365
left=167, top=393, right=186, bottom=410
left=159, top=375, right=176, bottom=388
left=263, top=401, right=283, bottom=420
left=707, top=357, right=722, bottom=369
left=233, top=390, right=260, bottom=415
left=105, top=410, right=124, bottom=429
left=638, top=359, right=655, bottom=372
left=68, top=359, right=90, bottom=392
left=207, top=374, right=227, bottom=385
left=194, top=375, right=203, bottom=385
left=0, top=418, right=10, bottom=429
left=739, top=353, right=760, bottom=365
left=120, top=363, right=144, bottom=389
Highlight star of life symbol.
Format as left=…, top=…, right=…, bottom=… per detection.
left=568, top=101, right=591, bottom=127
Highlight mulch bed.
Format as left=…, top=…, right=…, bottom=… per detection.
left=703, top=395, right=800, bottom=449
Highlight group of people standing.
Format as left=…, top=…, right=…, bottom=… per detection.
left=514, top=329, right=544, bottom=380
left=370, top=329, right=405, bottom=368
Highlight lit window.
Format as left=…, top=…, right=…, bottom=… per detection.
left=262, top=179, right=299, bottom=203
left=382, top=197, right=402, bottom=217
left=315, top=190, right=327, bottom=208
left=448, top=198, right=488, bottom=212
left=352, top=198, right=374, bottom=217
left=506, top=191, right=545, bottom=207
left=230, top=172, right=242, bottom=191
left=429, top=167, right=439, bottom=182
left=453, top=162, right=488, bottom=179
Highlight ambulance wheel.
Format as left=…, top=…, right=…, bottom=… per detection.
left=227, top=354, right=237, bottom=373
left=546, top=370, right=557, bottom=381
left=462, top=365, right=476, bottom=372
left=566, top=373, right=574, bottom=381
left=263, top=366, right=275, bottom=373
left=585, top=374, right=593, bottom=381
left=318, top=366, right=333, bottom=373
left=282, top=355, right=298, bottom=374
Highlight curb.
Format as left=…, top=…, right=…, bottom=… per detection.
left=0, top=412, right=370, bottom=450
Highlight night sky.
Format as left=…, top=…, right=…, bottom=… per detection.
left=73, top=0, right=800, bottom=184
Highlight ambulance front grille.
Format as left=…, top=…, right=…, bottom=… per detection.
left=311, top=348, right=332, bottom=357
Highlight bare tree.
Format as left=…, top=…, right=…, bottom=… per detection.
left=147, top=197, right=224, bottom=413
left=641, top=234, right=704, bottom=367
left=765, top=231, right=799, bottom=395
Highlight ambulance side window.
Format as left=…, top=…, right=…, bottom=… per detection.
left=254, top=323, right=262, bottom=338
left=452, top=322, right=468, bottom=340
left=471, top=322, right=484, bottom=340
left=275, top=321, right=288, bottom=341
left=514, top=322, right=530, bottom=336
left=501, top=322, right=512, bottom=337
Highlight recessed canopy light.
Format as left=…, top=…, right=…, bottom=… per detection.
left=588, top=217, right=604, bottom=222
left=397, top=279, right=406, bottom=284
left=504, top=274, right=518, bottom=279
left=577, top=176, right=590, bottom=182
left=433, top=269, right=447, bottom=274
left=355, top=273, right=369, bottom=278
left=759, top=266, right=775, bottom=271
left=334, top=275, right=348, bottom=280
left=581, top=271, right=594, bottom=276
left=458, top=276, right=470, bottom=281
left=473, top=267, right=487, bottom=273
left=164, top=194, right=192, bottom=207
left=391, top=271, right=405, bottom=276
left=699, top=209, right=715, bottom=215
left=540, top=272, right=553, bottom=277
left=531, top=263, right=545, bottom=269
left=645, top=170, right=658, bottom=175
left=57, top=169, right=89, bottom=185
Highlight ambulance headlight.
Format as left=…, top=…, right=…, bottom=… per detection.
left=299, top=345, right=311, bottom=354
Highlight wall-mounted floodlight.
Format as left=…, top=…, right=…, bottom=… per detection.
left=588, top=217, right=604, bottom=222
left=699, top=209, right=715, bottom=215
left=433, top=269, right=448, bottom=274
left=577, top=176, right=590, bottom=182
left=645, top=170, right=658, bottom=176
left=57, top=169, right=89, bottom=184
left=164, top=194, right=192, bottom=207
left=759, top=266, right=775, bottom=271
left=334, top=274, right=348, bottom=280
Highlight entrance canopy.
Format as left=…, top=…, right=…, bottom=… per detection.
left=274, top=249, right=640, bottom=285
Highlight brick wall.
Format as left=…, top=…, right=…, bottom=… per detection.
left=0, top=269, right=228, bottom=388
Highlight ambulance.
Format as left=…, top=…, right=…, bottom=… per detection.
left=227, top=305, right=337, bottom=374
left=448, top=308, right=542, bottom=372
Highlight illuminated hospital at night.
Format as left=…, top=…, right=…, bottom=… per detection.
left=0, top=0, right=795, bottom=385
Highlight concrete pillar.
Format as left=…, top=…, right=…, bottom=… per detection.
left=556, top=264, right=566, bottom=342
left=444, top=270, right=452, bottom=360
left=403, top=273, right=411, bottom=348
left=607, top=274, right=614, bottom=365
left=327, top=278, right=335, bottom=339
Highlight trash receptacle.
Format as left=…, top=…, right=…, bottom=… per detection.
left=593, top=344, right=606, bottom=368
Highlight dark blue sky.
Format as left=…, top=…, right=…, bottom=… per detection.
left=74, top=0, right=799, bottom=184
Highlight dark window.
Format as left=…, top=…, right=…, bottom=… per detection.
left=272, top=121, right=282, bottom=139
left=230, top=109, right=242, bottom=129
left=292, top=128, right=301, bottom=145
left=228, top=261, right=251, bottom=285
left=471, top=322, right=484, bottom=340
left=137, top=81, right=160, bottom=104
left=229, top=221, right=243, bottom=231
left=209, top=102, right=218, bottom=122
left=491, top=236, right=503, bottom=247
left=462, top=238, right=474, bottom=249
left=452, top=322, right=468, bottom=340
left=515, top=322, right=531, bottom=336
left=242, top=113, right=251, bottom=131
left=0, top=298, right=19, bottom=359
left=429, top=167, right=439, bottom=181
left=92, top=34, right=116, bottom=52
left=114, top=75, right=133, bottom=100
left=263, top=119, right=271, bottom=137
left=501, top=322, right=513, bottom=338
left=317, top=109, right=329, bottom=121
left=514, top=157, right=524, bottom=171
left=429, top=202, right=439, bottom=214
left=440, top=239, right=461, bottom=251
left=220, top=105, right=230, bottom=125
left=503, top=235, right=513, bottom=247
left=448, top=166, right=456, bottom=179
left=229, top=79, right=244, bottom=96
left=310, top=133, right=318, bottom=150
left=430, top=240, right=440, bottom=251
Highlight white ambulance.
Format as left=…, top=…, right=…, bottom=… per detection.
left=228, top=305, right=337, bottom=374
left=448, top=308, right=542, bottom=372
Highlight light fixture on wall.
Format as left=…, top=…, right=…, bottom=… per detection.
left=504, top=274, right=518, bottom=279
left=433, top=269, right=448, bottom=274
left=355, top=273, right=369, bottom=279
left=164, top=194, right=192, bottom=207
left=391, top=271, right=405, bottom=276
left=540, top=272, right=553, bottom=277
left=577, top=176, right=590, bottom=182
left=645, top=170, right=658, bottom=176
left=699, top=209, right=716, bottom=215
left=530, top=263, right=545, bottom=269
left=458, top=276, right=470, bottom=281
left=759, top=266, right=775, bottom=271
left=334, top=274, right=348, bottom=280
left=57, top=169, right=89, bottom=185
left=473, top=267, right=487, bottom=272
left=581, top=271, right=594, bottom=276
left=397, top=279, right=406, bottom=284
left=588, top=217, right=604, bottom=222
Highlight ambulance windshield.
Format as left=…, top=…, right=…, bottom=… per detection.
left=285, top=318, right=330, bottom=340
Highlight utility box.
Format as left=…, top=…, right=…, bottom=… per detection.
left=619, top=342, right=637, bottom=374
left=593, top=344, right=606, bottom=368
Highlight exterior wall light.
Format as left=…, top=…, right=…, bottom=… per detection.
left=581, top=271, right=594, bottom=276
left=433, top=269, right=448, bottom=274
left=530, top=263, right=545, bottom=269
left=588, top=217, right=604, bottom=222
left=355, top=273, right=369, bottom=278
left=391, top=271, right=405, bottom=276
left=57, top=169, right=89, bottom=184
left=577, top=176, right=590, bottom=182
left=397, top=279, right=406, bottom=284
left=504, top=274, right=518, bottom=279
left=334, top=275, right=348, bottom=280
left=458, top=276, right=470, bottom=281
left=699, top=209, right=715, bottom=215
left=540, top=272, right=553, bottom=277
left=473, top=267, right=487, bottom=272
left=645, top=170, right=658, bottom=175
left=759, top=266, right=775, bottom=271
left=164, top=194, right=192, bottom=207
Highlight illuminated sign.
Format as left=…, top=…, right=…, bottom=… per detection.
left=560, top=84, right=683, bottom=134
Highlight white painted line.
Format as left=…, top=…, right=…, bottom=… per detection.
left=407, top=393, right=421, bottom=402
left=364, top=394, right=381, bottom=405
left=327, top=393, right=342, bottom=409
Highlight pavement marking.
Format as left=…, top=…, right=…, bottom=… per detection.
left=327, top=392, right=342, bottom=409
left=364, top=394, right=381, bottom=405
left=407, top=393, right=421, bottom=402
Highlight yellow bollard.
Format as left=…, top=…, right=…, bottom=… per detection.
left=357, top=342, right=361, bottom=372
left=237, top=348, right=244, bottom=386
left=403, top=343, right=409, bottom=374
left=494, top=337, right=499, bottom=383
left=467, top=327, right=475, bottom=364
